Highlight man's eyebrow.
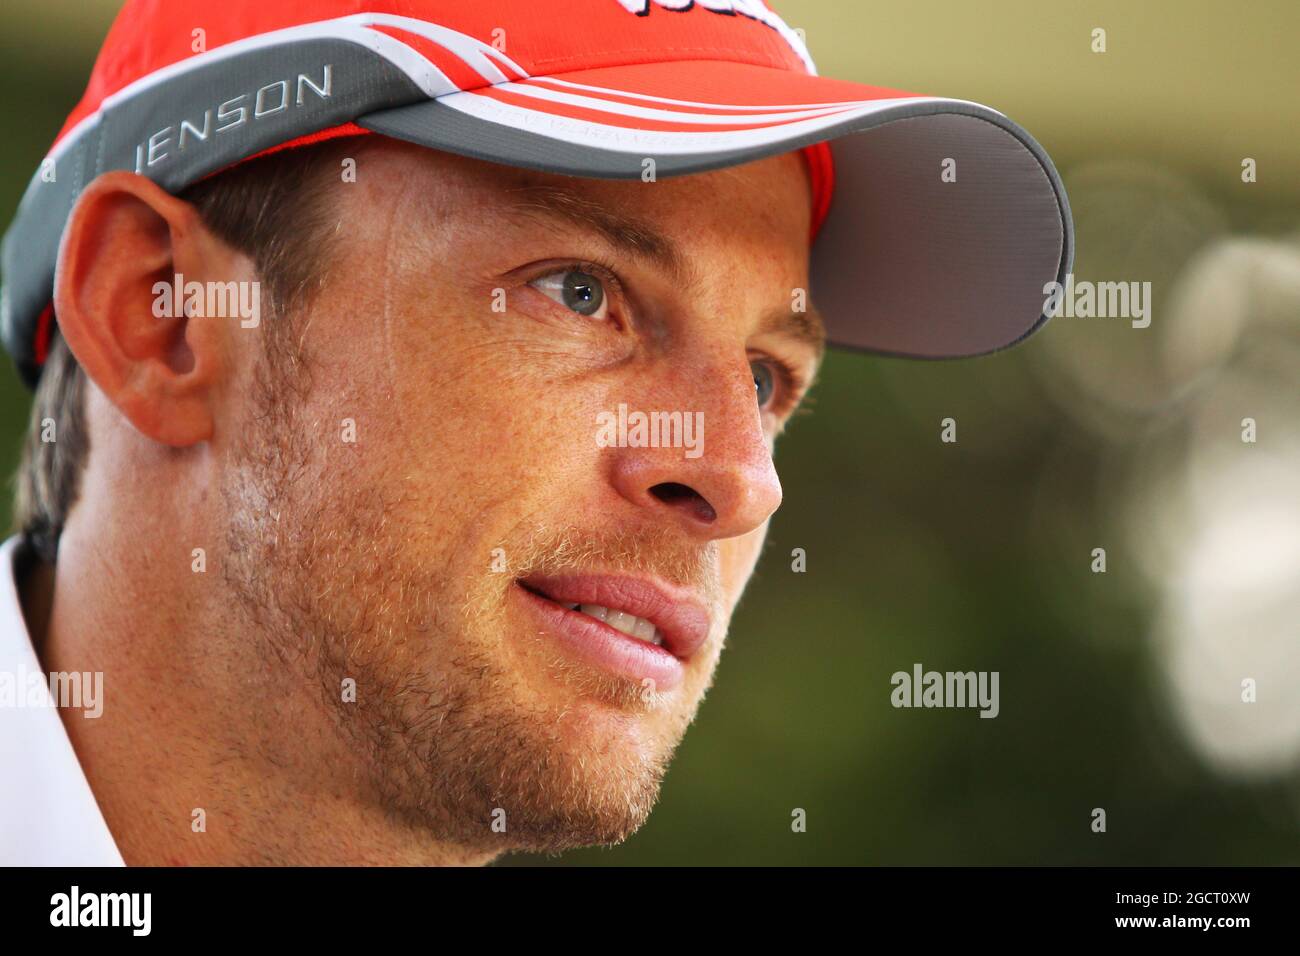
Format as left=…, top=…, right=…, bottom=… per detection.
left=760, top=303, right=827, bottom=360
left=503, top=184, right=692, bottom=283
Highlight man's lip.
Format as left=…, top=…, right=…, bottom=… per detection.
left=517, top=573, right=711, bottom=661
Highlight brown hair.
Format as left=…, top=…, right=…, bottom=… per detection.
left=12, top=136, right=359, bottom=563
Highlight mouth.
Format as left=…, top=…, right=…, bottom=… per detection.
left=512, top=573, right=711, bottom=692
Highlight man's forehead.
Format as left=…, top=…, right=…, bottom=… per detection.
left=403, top=141, right=811, bottom=230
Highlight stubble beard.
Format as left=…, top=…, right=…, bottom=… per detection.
left=219, top=343, right=720, bottom=857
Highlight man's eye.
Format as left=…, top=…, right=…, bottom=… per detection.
left=751, top=359, right=776, bottom=409
left=529, top=268, right=608, bottom=319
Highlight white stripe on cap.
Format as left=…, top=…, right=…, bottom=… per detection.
left=491, top=81, right=863, bottom=126
left=440, top=90, right=949, bottom=154
left=526, top=75, right=879, bottom=113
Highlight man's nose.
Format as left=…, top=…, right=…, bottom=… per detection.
left=606, top=361, right=783, bottom=541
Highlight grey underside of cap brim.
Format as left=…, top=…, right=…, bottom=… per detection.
left=360, top=97, right=1073, bottom=358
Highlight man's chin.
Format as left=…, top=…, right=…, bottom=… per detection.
left=460, top=716, right=669, bottom=855
left=497, top=782, right=662, bottom=855
left=379, top=649, right=679, bottom=855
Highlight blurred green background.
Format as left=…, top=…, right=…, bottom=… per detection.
left=1, top=1, right=1297, bottom=865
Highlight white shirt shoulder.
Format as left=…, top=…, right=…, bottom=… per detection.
left=0, top=535, right=124, bottom=866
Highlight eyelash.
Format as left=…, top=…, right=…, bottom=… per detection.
left=532, top=259, right=809, bottom=414
left=756, top=353, right=809, bottom=417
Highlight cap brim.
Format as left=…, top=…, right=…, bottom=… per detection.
left=358, top=59, right=1072, bottom=358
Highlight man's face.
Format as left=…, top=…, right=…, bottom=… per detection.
left=220, top=139, right=822, bottom=853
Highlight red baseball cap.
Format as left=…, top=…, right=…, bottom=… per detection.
left=1, top=0, right=1072, bottom=387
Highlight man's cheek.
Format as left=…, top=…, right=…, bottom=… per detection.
left=718, top=522, right=770, bottom=608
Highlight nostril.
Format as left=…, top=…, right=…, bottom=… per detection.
left=650, top=482, right=717, bottom=523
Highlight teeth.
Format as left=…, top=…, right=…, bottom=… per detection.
left=578, top=604, right=608, bottom=623
left=572, top=604, right=663, bottom=646
left=606, top=609, right=636, bottom=634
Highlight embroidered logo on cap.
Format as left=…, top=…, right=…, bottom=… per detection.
left=613, top=0, right=815, bottom=72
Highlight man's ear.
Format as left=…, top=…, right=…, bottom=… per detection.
left=53, top=171, right=234, bottom=447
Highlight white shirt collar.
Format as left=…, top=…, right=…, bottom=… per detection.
left=0, top=535, right=124, bottom=865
